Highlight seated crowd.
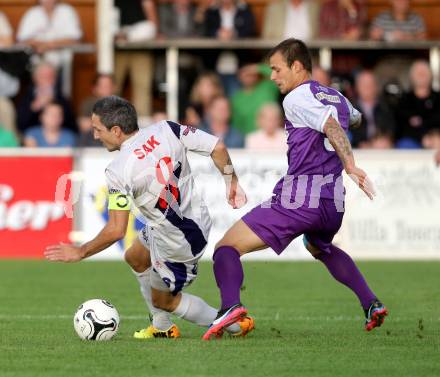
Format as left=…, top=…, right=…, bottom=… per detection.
left=0, top=0, right=439, bottom=151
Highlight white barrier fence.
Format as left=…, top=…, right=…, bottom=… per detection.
left=76, top=149, right=440, bottom=260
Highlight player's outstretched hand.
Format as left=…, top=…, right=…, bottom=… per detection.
left=226, top=178, right=247, bottom=209
left=44, top=243, right=84, bottom=263
left=346, top=166, right=376, bottom=200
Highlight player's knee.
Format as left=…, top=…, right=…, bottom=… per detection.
left=213, top=241, right=246, bottom=259
left=124, top=248, right=146, bottom=272
left=304, top=239, right=322, bottom=257
left=214, top=238, right=227, bottom=252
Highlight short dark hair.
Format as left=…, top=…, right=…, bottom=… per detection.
left=92, top=96, right=139, bottom=134
left=268, top=38, right=312, bottom=73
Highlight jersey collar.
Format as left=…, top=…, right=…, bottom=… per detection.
left=121, top=130, right=139, bottom=149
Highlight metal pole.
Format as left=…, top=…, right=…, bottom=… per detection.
left=319, top=47, right=332, bottom=72
left=430, top=47, right=440, bottom=91
left=97, top=0, right=114, bottom=74
left=166, top=46, right=179, bottom=121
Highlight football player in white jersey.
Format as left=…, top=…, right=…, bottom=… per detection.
left=45, top=96, right=254, bottom=339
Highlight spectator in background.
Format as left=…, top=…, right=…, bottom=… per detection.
left=396, top=60, right=440, bottom=148
left=24, top=102, right=76, bottom=147
left=202, top=1, right=256, bottom=98
left=0, top=123, right=19, bottom=147
left=17, top=62, right=76, bottom=135
left=245, top=103, right=286, bottom=151
left=0, top=11, right=19, bottom=136
left=262, top=0, right=319, bottom=41
left=16, top=0, right=82, bottom=67
left=158, top=0, right=203, bottom=38
left=158, top=0, right=205, bottom=119
left=185, top=72, right=224, bottom=127
left=351, top=70, right=396, bottom=148
left=204, top=0, right=256, bottom=39
left=319, top=0, right=366, bottom=40
left=0, top=11, right=13, bottom=47
left=201, top=96, right=244, bottom=148
left=77, top=74, right=116, bottom=147
left=114, top=0, right=158, bottom=118
left=368, top=131, right=394, bottom=149
left=231, top=63, right=279, bottom=135
left=312, top=65, right=331, bottom=86
left=370, top=0, right=426, bottom=41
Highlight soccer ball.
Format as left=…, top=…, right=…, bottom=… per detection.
left=73, top=299, right=120, bottom=341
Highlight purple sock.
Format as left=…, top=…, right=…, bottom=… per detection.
left=213, top=246, right=243, bottom=310
left=316, top=245, right=376, bottom=309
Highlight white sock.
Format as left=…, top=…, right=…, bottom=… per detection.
left=133, top=268, right=174, bottom=331
left=172, top=293, right=240, bottom=333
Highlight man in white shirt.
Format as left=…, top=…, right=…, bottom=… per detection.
left=17, top=0, right=82, bottom=67
left=45, top=96, right=254, bottom=339
left=262, top=0, right=319, bottom=41
left=0, top=11, right=19, bottom=133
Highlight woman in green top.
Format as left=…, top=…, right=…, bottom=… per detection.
left=231, top=64, right=279, bottom=135
left=0, top=124, right=18, bottom=147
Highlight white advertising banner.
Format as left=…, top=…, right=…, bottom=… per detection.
left=340, top=150, right=440, bottom=259
left=77, top=149, right=440, bottom=260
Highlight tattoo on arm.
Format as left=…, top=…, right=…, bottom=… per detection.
left=324, top=116, right=355, bottom=170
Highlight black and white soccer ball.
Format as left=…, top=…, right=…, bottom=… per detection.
left=73, top=299, right=120, bottom=341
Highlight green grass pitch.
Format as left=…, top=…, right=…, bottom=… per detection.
left=0, top=260, right=439, bottom=377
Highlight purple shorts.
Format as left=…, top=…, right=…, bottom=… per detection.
left=242, top=198, right=344, bottom=254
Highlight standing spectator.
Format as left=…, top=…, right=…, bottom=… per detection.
left=186, top=72, right=224, bottom=127
left=16, top=0, right=82, bottom=67
left=245, top=103, right=287, bottom=151
left=396, top=61, right=440, bottom=148
left=0, top=11, right=19, bottom=135
left=158, top=0, right=205, bottom=119
left=17, top=62, right=76, bottom=134
left=203, top=0, right=256, bottom=98
left=319, top=0, right=366, bottom=40
left=231, top=63, right=279, bottom=135
left=351, top=70, right=396, bottom=148
left=262, top=0, right=319, bottom=41
left=204, top=0, right=256, bottom=39
left=114, top=0, right=158, bottom=118
left=370, top=0, right=426, bottom=41
left=201, top=96, right=244, bottom=148
left=77, top=74, right=116, bottom=147
left=24, top=102, right=76, bottom=147
left=0, top=11, right=13, bottom=47
left=158, top=0, right=203, bottom=38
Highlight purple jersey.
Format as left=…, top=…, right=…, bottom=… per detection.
left=273, top=80, right=361, bottom=203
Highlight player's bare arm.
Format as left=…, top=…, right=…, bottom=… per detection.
left=324, top=116, right=375, bottom=200
left=210, top=140, right=247, bottom=209
left=45, top=209, right=129, bottom=262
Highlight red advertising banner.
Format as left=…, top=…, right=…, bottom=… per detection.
left=0, top=156, right=73, bottom=258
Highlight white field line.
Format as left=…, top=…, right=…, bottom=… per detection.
left=0, top=314, right=439, bottom=322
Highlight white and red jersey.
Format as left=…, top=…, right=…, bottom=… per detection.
left=105, top=121, right=219, bottom=263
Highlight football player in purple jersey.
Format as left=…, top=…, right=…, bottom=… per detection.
left=203, top=39, right=388, bottom=340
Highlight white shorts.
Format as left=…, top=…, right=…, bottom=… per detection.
left=138, top=226, right=198, bottom=295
